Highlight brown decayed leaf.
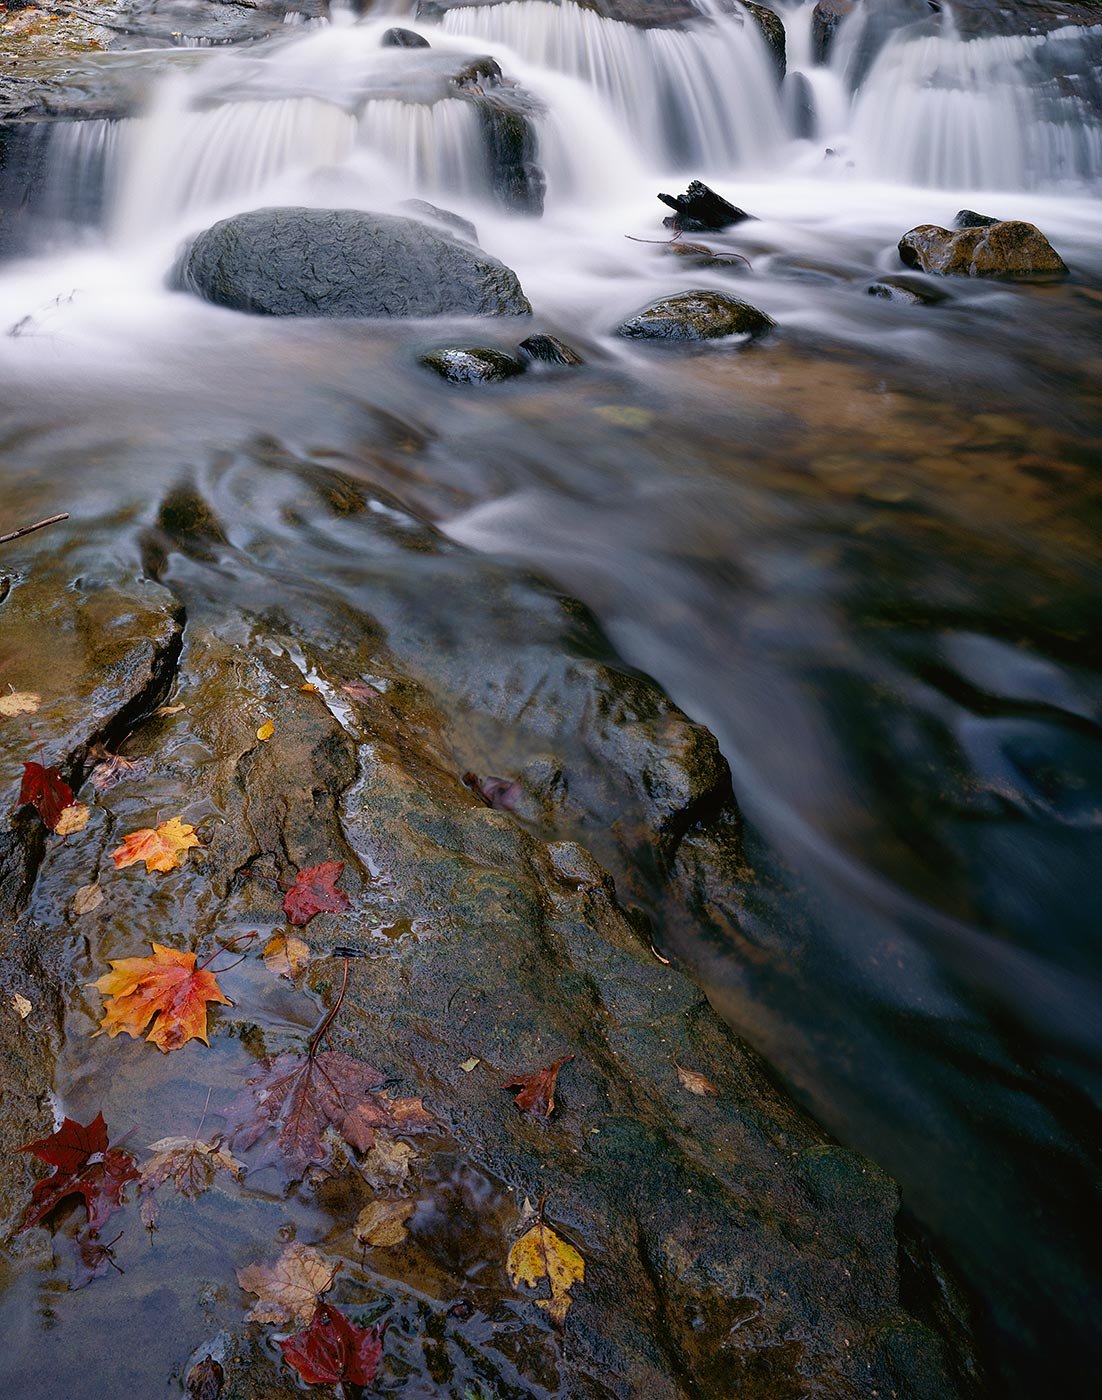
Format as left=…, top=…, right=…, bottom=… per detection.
left=88, top=744, right=147, bottom=792
left=71, top=1227, right=124, bottom=1289
left=462, top=771, right=521, bottom=811
left=71, top=882, right=104, bottom=916
left=507, top=1219, right=585, bottom=1327
left=227, top=1048, right=433, bottom=1180
left=358, top=1135, right=415, bottom=1191
left=186, top=1357, right=224, bottom=1400
left=11, top=993, right=32, bottom=1020
left=54, top=800, right=91, bottom=836
left=340, top=680, right=381, bottom=702
left=111, top=817, right=200, bottom=873
left=153, top=704, right=185, bottom=716
left=503, top=1055, right=574, bottom=1118
left=263, top=933, right=311, bottom=980
left=675, top=1065, right=719, bottom=1097
left=92, top=942, right=231, bottom=1052
left=354, top=1199, right=414, bottom=1248
left=138, top=1135, right=245, bottom=1229
left=0, top=690, right=40, bottom=716
left=237, top=1241, right=335, bottom=1326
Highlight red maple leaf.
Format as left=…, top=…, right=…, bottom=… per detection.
left=19, top=1112, right=139, bottom=1232
left=19, top=761, right=75, bottom=831
left=502, top=1055, right=574, bottom=1118
left=279, top=1304, right=384, bottom=1388
left=283, top=861, right=350, bottom=927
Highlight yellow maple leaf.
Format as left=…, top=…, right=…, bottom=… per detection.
left=0, top=690, right=40, bottom=717
left=262, top=933, right=311, bottom=980
left=507, top=1219, right=584, bottom=1326
left=54, top=801, right=90, bottom=836
left=111, top=817, right=199, bottom=873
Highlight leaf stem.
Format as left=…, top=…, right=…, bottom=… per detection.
left=198, top=930, right=258, bottom=974
left=307, top=957, right=349, bottom=1060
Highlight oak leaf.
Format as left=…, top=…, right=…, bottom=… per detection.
left=111, top=817, right=200, bottom=873
left=279, top=1304, right=384, bottom=1388
left=283, top=861, right=350, bottom=927
left=54, top=800, right=91, bottom=836
left=354, top=1199, right=414, bottom=1248
left=237, top=1241, right=335, bottom=1326
left=92, top=942, right=231, bottom=1052
left=138, top=1135, right=244, bottom=1229
left=675, top=1065, right=718, bottom=1097
left=72, top=881, right=104, bottom=916
left=19, top=1112, right=139, bottom=1232
left=19, top=761, right=75, bottom=831
left=0, top=690, right=40, bottom=716
left=227, top=1048, right=433, bottom=1180
left=507, top=1219, right=585, bottom=1327
left=263, top=933, right=311, bottom=980
left=503, top=1055, right=573, bottom=1118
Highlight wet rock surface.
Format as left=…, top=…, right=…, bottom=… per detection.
left=617, top=290, right=775, bottom=341
left=518, top=333, right=585, bottom=367
left=0, top=465, right=975, bottom=1398
left=419, top=345, right=526, bottom=382
left=172, top=207, right=533, bottom=318
left=898, top=221, right=1070, bottom=281
left=868, top=274, right=950, bottom=306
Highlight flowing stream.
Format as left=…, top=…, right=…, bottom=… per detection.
left=1, top=0, right=1100, bottom=1394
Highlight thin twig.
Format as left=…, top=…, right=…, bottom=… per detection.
left=0, top=513, right=69, bottom=546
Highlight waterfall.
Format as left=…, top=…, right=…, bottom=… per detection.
left=440, top=0, right=788, bottom=170
left=358, top=98, right=492, bottom=196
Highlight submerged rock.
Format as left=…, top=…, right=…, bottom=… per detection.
left=868, top=274, right=951, bottom=305
left=419, top=345, right=525, bottom=382
left=518, top=333, right=585, bottom=366
left=665, top=240, right=752, bottom=271
left=659, top=179, right=752, bottom=231
left=399, top=197, right=479, bottom=245
left=954, top=208, right=1000, bottom=229
left=171, top=207, right=532, bottom=317
left=617, top=290, right=775, bottom=342
left=898, top=221, right=1069, bottom=280
left=380, top=26, right=431, bottom=46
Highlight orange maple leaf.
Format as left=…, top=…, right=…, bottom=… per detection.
left=92, top=942, right=231, bottom=1052
left=111, top=817, right=200, bottom=873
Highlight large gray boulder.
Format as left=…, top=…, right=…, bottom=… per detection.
left=171, top=206, right=532, bottom=317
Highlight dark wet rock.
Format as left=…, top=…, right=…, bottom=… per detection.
left=476, top=93, right=546, bottom=216
left=659, top=180, right=751, bottom=232
left=418, top=345, right=526, bottom=382
left=518, top=333, right=585, bottom=366
left=812, top=0, right=855, bottom=63
left=785, top=69, right=816, bottom=137
left=399, top=197, right=479, bottom=245
left=868, top=274, right=950, bottom=305
left=740, top=2, right=786, bottom=76
left=617, top=290, right=775, bottom=342
left=381, top=26, right=431, bottom=47
left=452, top=53, right=504, bottom=87
left=0, top=461, right=975, bottom=1394
left=898, top=221, right=1069, bottom=281
left=954, top=208, right=1000, bottom=229
left=171, top=207, right=532, bottom=317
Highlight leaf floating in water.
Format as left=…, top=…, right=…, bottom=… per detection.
left=237, top=1241, right=336, bottom=1327
left=152, top=704, right=186, bottom=716
left=341, top=679, right=381, bottom=702
left=19, top=761, right=75, bottom=831
left=54, top=800, right=90, bottom=836
left=0, top=690, right=40, bottom=717
left=88, top=744, right=147, bottom=792
left=256, top=719, right=274, bottom=741
left=71, top=882, right=104, bottom=916
left=92, top=942, right=231, bottom=1052
left=111, top=817, right=200, bottom=873
left=675, top=1064, right=718, bottom=1097
left=462, top=771, right=521, bottom=811
left=263, top=933, right=312, bottom=980
left=354, top=1199, right=414, bottom=1249
left=279, top=1304, right=385, bottom=1389
left=283, top=860, right=350, bottom=927
left=18, top=1112, right=139, bottom=1233
left=358, top=1135, right=416, bottom=1192
left=138, top=1135, right=245, bottom=1229
left=71, top=1227, right=125, bottom=1289
left=507, top=1217, right=585, bottom=1327
left=503, top=1055, right=574, bottom=1118
left=11, top=993, right=32, bottom=1020
left=186, top=1357, right=225, bottom=1400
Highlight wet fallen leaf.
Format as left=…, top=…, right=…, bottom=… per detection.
left=227, top=1048, right=432, bottom=1180
left=11, top=993, right=32, bottom=1019
left=459, top=1057, right=480, bottom=1073
left=92, top=942, right=231, bottom=1052
left=71, top=1227, right=124, bottom=1289
left=238, top=1241, right=335, bottom=1326
left=263, top=933, right=311, bottom=980
left=111, top=817, right=200, bottom=873
left=19, top=761, right=74, bottom=831
left=0, top=690, right=40, bottom=716
left=507, top=1218, right=585, bottom=1327
left=54, top=800, right=90, bottom=836
left=153, top=704, right=185, bottom=716
left=675, top=1065, right=719, bottom=1097
left=88, top=744, right=146, bottom=792
left=358, top=1135, right=415, bottom=1191
left=256, top=719, right=274, bottom=741
left=299, top=682, right=319, bottom=694
left=503, top=1055, right=573, bottom=1118
left=341, top=680, right=381, bottom=702
left=462, top=771, right=521, bottom=811
left=186, top=1356, right=224, bottom=1400
left=71, top=882, right=104, bottom=916
left=18, top=1112, right=138, bottom=1232
left=279, top=1304, right=384, bottom=1389
left=354, top=1199, right=414, bottom=1248
left=282, top=860, right=350, bottom=927
left=138, top=1135, right=245, bottom=1229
